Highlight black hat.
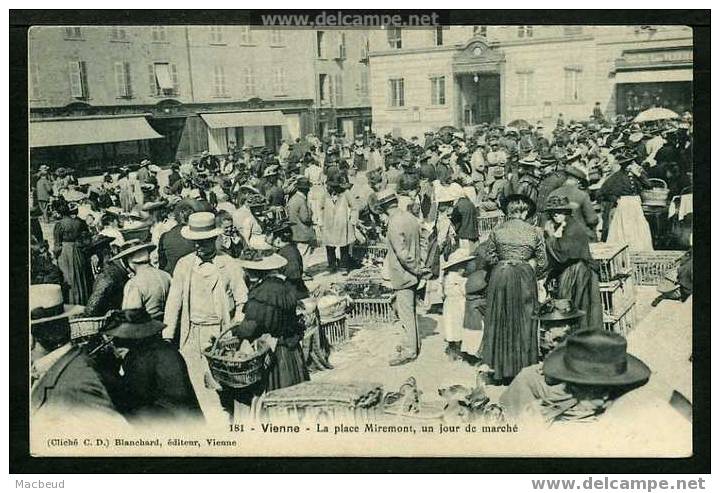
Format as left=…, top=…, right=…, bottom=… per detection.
left=103, top=309, right=165, bottom=340
left=544, top=195, right=578, bottom=213
left=543, top=330, right=650, bottom=386
left=502, top=194, right=537, bottom=217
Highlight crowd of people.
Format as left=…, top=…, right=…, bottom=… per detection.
left=29, top=108, right=694, bottom=428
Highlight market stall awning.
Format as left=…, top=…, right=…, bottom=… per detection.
left=200, top=110, right=287, bottom=129
left=30, top=115, right=163, bottom=148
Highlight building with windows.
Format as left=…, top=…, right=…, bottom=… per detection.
left=29, top=26, right=371, bottom=170
left=368, top=25, right=692, bottom=138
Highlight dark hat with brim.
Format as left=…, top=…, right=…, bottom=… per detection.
left=502, top=194, right=537, bottom=217
left=103, top=309, right=165, bottom=339
left=544, top=195, right=579, bottom=213
left=543, top=329, right=650, bottom=386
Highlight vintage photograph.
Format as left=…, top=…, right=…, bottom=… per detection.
left=26, top=21, right=695, bottom=458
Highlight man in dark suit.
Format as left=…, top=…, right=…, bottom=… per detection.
left=158, top=203, right=196, bottom=275
left=31, top=284, right=124, bottom=424
left=286, top=177, right=316, bottom=259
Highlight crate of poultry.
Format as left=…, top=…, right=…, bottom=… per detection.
left=590, top=242, right=631, bottom=284
left=203, top=330, right=271, bottom=389
left=353, top=243, right=388, bottom=265
left=630, top=250, right=686, bottom=286
left=344, top=282, right=397, bottom=326
left=315, top=294, right=351, bottom=348
left=477, top=209, right=506, bottom=234
left=603, top=302, right=636, bottom=337
left=599, top=274, right=636, bottom=318
left=258, top=381, right=384, bottom=424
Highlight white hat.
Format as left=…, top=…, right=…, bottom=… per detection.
left=442, top=250, right=476, bottom=271
left=181, top=212, right=223, bottom=240
left=30, top=284, right=83, bottom=325
left=238, top=252, right=288, bottom=271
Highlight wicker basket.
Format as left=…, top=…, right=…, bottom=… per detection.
left=603, top=302, right=636, bottom=337
left=68, top=315, right=107, bottom=340
left=641, top=178, right=670, bottom=207
left=349, top=295, right=397, bottom=326
left=259, top=381, right=384, bottom=424
left=203, top=329, right=269, bottom=389
left=477, top=210, right=506, bottom=234
left=599, top=276, right=636, bottom=317
left=630, top=250, right=685, bottom=286
left=320, top=315, right=350, bottom=347
left=590, top=242, right=631, bottom=283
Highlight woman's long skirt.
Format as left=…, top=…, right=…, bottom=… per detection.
left=608, top=196, right=654, bottom=251
left=267, top=344, right=309, bottom=391
left=480, top=261, right=539, bottom=381
left=56, top=242, right=92, bottom=305
left=461, top=294, right=486, bottom=356
left=557, top=261, right=604, bottom=333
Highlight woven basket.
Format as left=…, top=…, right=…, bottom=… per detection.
left=630, top=250, right=685, bottom=286
left=68, top=315, right=107, bottom=340
left=641, top=178, right=670, bottom=207
left=203, top=329, right=269, bottom=389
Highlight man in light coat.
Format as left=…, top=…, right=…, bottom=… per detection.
left=163, top=212, right=248, bottom=420
left=286, top=177, right=316, bottom=260
left=379, top=191, right=429, bottom=366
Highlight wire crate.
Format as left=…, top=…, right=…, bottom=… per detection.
left=630, top=250, right=686, bottom=286
left=349, top=296, right=397, bottom=326
left=590, top=242, right=631, bottom=283
left=603, top=302, right=636, bottom=337
left=353, top=244, right=388, bottom=264
left=477, top=210, right=506, bottom=234
left=320, top=315, right=350, bottom=348
left=599, top=276, right=636, bottom=317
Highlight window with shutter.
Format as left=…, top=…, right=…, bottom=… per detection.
left=564, top=68, right=582, bottom=102
left=68, top=60, right=86, bottom=98
left=389, top=78, right=404, bottom=107
left=433, top=27, right=444, bottom=46
left=517, top=71, right=533, bottom=103
left=430, top=76, right=446, bottom=105
left=316, top=31, right=325, bottom=57
left=171, top=64, right=179, bottom=94
left=152, top=27, right=167, bottom=42
left=387, top=28, right=402, bottom=49
left=240, top=26, right=253, bottom=45
left=30, top=63, right=41, bottom=99
left=334, top=74, right=343, bottom=106
left=319, top=74, right=328, bottom=103
left=518, top=26, right=534, bottom=38
left=244, top=67, right=255, bottom=96
left=114, top=62, right=126, bottom=97
left=64, top=27, right=82, bottom=39
left=214, top=65, right=227, bottom=96
left=148, top=64, right=158, bottom=95
left=154, top=63, right=174, bottom=95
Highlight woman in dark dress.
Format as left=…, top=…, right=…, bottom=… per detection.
left=270, top=221, right=310, bottom=300
left=542, top=195, right=603, bottom=332
left=235, top=251, right=309, bottom=391
left=103, top=308, right=203, bottom=424
left=481, top=195, right=547, bottom=384
left=53, top=201, right=93, bottom=305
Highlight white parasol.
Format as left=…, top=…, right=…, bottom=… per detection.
left=633, top=107, right=679, bottom=123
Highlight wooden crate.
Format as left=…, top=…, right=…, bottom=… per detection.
left=600, top=276, right=636, bottom=317
left=320, top=316, right=350, bottom=348
left=630, top=250, right=685, bottom=286
left=603, top=302, right=636, bottom=337
left=477, top=210, right=506, bottom=234
left=349, top=296, right=397, bottom=326
left=590, top=242, right=631, bottom=283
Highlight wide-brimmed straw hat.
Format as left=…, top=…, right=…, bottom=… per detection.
left=543, top=329, right=650, bottom=386
left=181, top=212, right=223, bottom=240
left=442, top=249, right=476, bottom=271
left=110, top=239, right=156, bottom=262
left=564, top=163, right=589, bottom=182
left=30, top=284, right=84, bottom=325
left=238, top=250, right=288, bottom=271
left=102, top=308, right=165, bottom=339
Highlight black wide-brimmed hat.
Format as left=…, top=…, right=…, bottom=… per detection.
left=544, top=195, right=578, bottom=214
left=103, top=308, right=165, bottom=339
left=543, top=329, right=650, bottom=386
left=502, top=194, right=537, bottom=217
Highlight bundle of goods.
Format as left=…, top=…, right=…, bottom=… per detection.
left=315, top=293, right=351, bottom=347
left=203, top=330, right=272, bottom=389
left=382, top=377, right=444, bottom=422
left=258, top=381, right=384, bottom=424
left=68, top=314, right=108, bottom=341
left=630, top=250, right=686, bottom=286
